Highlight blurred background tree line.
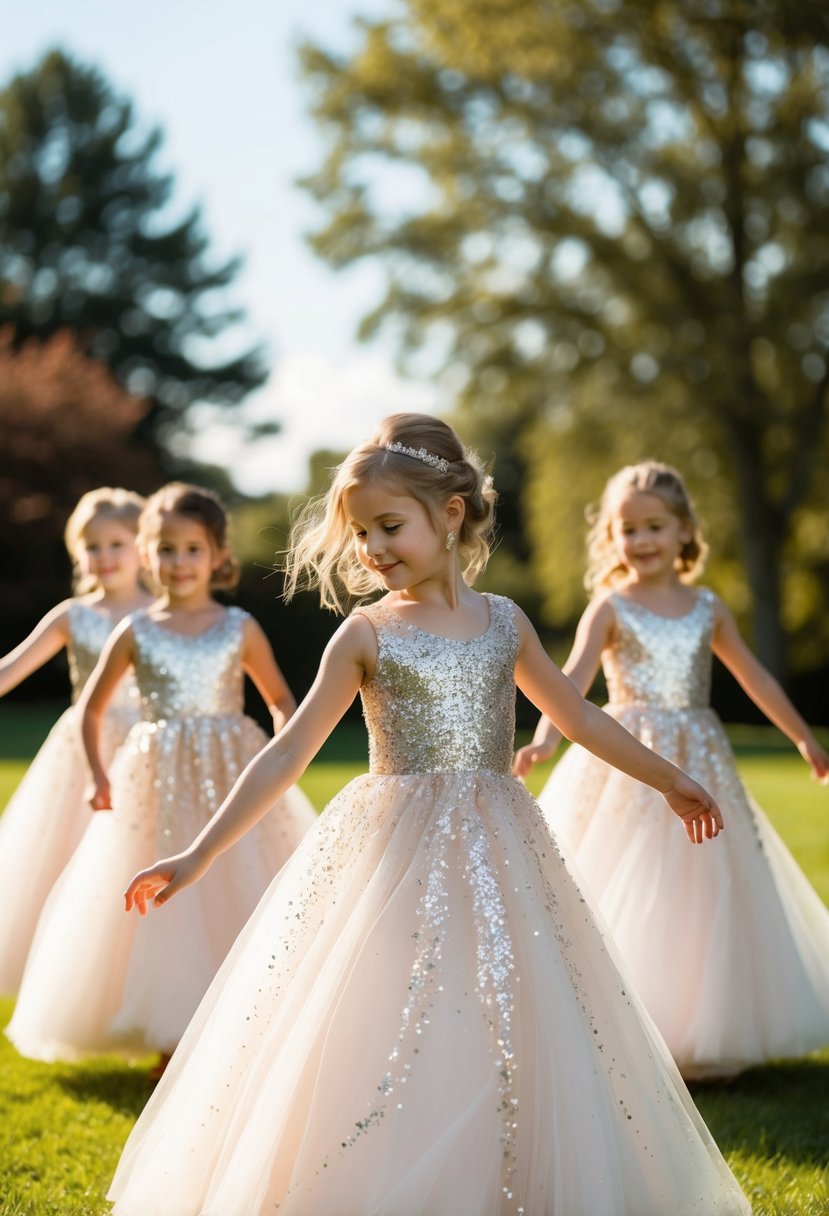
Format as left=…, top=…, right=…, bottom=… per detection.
left=2, top=1, right=828, bottom=723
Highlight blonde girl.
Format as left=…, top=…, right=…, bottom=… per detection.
left=107, top=417, right=747, bottom=1216
left=7, top=484, right=316, bottom=1069
left=515, top=460, right=829, bottom=1079
left=0, top=488, right=152, bottom=993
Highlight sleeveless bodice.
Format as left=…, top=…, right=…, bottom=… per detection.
left=603, top=589, right=715, bottom=711
left=131, top=607, right=247, bottom=721
left=358, top=593, right=518, bottom=775
left=67, top=601, right=139, bottom=713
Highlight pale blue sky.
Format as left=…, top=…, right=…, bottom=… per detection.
left=0, top=0, right=437, bottom=492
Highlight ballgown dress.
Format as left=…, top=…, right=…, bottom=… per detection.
left=0, top=601, right=141, bottom=994
left=108, top=594, right=749, bottom=1216
left=7, top=607, right=316, bottom=1060
left=539, top=588, right=829, bottom=1079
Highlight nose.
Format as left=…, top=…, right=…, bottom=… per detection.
left=366, top=530, right=386, bottom=558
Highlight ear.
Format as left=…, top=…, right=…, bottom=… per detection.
left=211, top=544, right=231, bottom=572
left=444, top=494, right=466, bottom=532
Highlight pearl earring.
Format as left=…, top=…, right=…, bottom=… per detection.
left=444, top=532, right=457, bottom=552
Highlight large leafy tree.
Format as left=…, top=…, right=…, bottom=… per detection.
left=301, top=0, right=829, bottom=678
left=0, top=328, right=163, bottom=686
left=0, top=49, right=266, bottom=446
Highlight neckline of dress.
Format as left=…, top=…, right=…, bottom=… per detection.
left=381, top=592, right=494, bottom=644
left=71, top=600, right=131, bottom=627
left=140, top=607, right=232, bottom=641
left=613, top=589, right=704, bottom=622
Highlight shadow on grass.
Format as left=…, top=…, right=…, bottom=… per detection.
left=53, top=1060, right=155, bottom=1118
left=690, top=1053, right=829, bottom=1167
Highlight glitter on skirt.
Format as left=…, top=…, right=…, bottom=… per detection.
left=108, top=593, right=748, bottom=1215
left=540, top=589, right=829, bottom=1078
left=0, top=602, right=141, bottom=993
left=7, top=607, right=316, bottom=1059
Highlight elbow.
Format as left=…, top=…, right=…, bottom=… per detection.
left=557, top=697, right=594, bottom=747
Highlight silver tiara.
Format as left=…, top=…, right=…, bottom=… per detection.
left=384, top=441, right=449, bottom=474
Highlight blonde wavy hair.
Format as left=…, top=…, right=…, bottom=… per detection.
left=284, top=413, right=498, bottom=613
left=138, top=483, right=240, bottom=592
left=64, top=487, right=146, bottom=593
left=585, top=461, right=708, bottom=595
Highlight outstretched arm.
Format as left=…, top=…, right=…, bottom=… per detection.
left=514, top=606, right=722, bottom=843
left=0, top=602, right=72, bottom=698
left=125, top=614, right=374, bottom=915
left=242, top=616, right=298, bottom=733
left=513, top=597, right=614, bottom=779
left=78, top=621, right=136, bottom=809
left=712, top=599, right=829, bottom=782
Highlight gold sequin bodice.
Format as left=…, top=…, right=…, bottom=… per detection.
left=358, top=593, right=518, bottom=775
left=67, top=601, right=139, bottom=713
left=604, top=589, right=715, bottom=711
left=131, top=607, right=247, bottom=721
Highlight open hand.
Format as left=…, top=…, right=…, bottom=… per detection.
left=798, top=736, right=829, bottom=785
left=662, top=773, right=724, bottom=844
left=125, top=849, right=209, bottom=916
left=512, top=742, right=553, bottom=780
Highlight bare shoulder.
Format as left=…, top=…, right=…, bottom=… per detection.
left=702, top=587, right=732, bottom=630
left=49, top=597, right=77, bottom=628
left=241, top=612, right=269, bottom=643
left=107, top=614, right=138, bottom=650
left=332, top=611, right=379, bottom=656
left=583, top=592, right=617, bottom=627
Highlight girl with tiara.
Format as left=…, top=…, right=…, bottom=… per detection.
left=7, top=484, right=316, bottom=1071
left=515, top=461, right=829, bottom=1081
left=0, top=487, right=152, bottom=994
left=108, top=418, right=748, bottom=1215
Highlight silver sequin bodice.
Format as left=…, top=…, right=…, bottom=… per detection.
left=67, top=601, right=139, bottom=713
left=358, top=593, right=518, bottom=775
left=131, top=607, right=248, bottom=721
left=604, top=589, right=715, bottom=711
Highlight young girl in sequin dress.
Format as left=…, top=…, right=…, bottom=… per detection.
left=7, top=484, right=316, bottom=1067
left=515, top=461, right=829, bottom=1080
left=107, top=417, right=749, bottom=1216
left=0, top=488, right=152, bottom=994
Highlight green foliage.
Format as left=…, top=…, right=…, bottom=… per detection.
left=0, top=329, right=166, bottom=659
left=0, top=49, right=266, bottom=438
left=300, top=0, right=829, bottom=677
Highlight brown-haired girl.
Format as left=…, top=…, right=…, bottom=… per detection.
left=0, top=488, right=152, bottom=994
left=515, top=460, right=829, bottom=1080
left=7, top=484, right=316, bottom=1071
left=108, top=420, right=747, bottom=1215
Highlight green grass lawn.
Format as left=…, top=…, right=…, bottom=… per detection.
left=0, top=708, right=827, bottom=1213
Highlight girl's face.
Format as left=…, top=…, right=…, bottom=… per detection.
left=142, top=512, right=224, bottom=603
left=611, top=491, right=690, bottom=584
left=344, top=482, right=452, bottom=592
left=76, top=516, right=141, bottom=593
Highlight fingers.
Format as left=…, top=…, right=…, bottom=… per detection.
left=681, top=799, right=723, bottom=845
left=511, top=749, right=531, bottom=779
left=125, top=871, right=169, bottom=916
left=810, top=756, right=829, bottom=784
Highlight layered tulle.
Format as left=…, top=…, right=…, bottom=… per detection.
left=7, top=714, right=316, bottom=1060
left=0, top=703, right=136, bottom=994
left=110, top=772, right=748, bottom=1215
left=541, top=705, right=829, bottom=1078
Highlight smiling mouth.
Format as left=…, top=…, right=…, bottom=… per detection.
left=374, top=562, right=399, bottom=574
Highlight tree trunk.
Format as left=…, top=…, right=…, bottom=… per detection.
left=729, top=435, right=789, bottom=682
